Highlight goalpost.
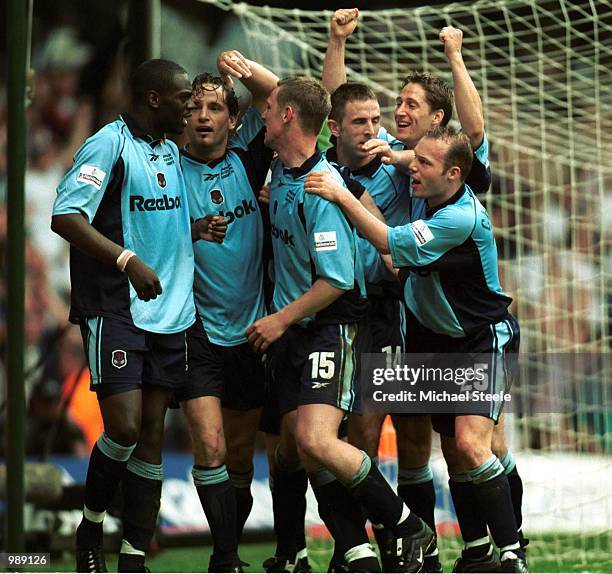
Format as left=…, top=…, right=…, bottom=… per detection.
left=194, top=0, right=610, bottom=569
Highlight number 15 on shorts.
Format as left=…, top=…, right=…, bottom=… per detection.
left=309, top=351, right=336, bottom=379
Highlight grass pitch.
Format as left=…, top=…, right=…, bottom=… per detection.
left=48, top=533, right=610, bottom=573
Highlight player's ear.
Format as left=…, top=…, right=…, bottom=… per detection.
left=447, top=165, right=462, bottom=182
left=282, top=105, right=294, bottom=124
left=228, top=115, right=239, bottom=131
left=147, top=89, right=161, bottom=110
left=328, top=118, right=340, bottom=137
left=430, top=108, right=445, bottom=127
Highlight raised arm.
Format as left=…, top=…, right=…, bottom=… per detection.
left=440, top=26, right=485, bottom=149
left=217, top=50, right=279, bottom=113
left=322, top=8, right=359, bottom=94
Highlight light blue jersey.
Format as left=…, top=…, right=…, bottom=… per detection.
left=326, top=125, right=411, bottom=285
left=53, top=114, right=195, bottom=334
left=388, top=185, right=511, bottom=337
left=181, top=107, right=272, bottom=346
left=268, top=151, right=367, bottom=325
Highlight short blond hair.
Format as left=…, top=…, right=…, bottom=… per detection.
left=423, top=126, right=473, bottom=181
left=277, top=76, right=331, bottom=135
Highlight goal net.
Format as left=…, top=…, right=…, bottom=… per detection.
left=195, top=0, right=611, bottom=569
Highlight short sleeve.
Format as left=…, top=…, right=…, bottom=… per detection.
left=388, top=206, right=475, bottom=269
left=304, top=183, right=356, bottom=291
left=52, top=128, right=123, bottom=222
left=466, top=132, right=491, bottom=194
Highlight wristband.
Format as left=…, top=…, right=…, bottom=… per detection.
left=116, top=249, right=136, bottom=272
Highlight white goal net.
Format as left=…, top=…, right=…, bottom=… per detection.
left=194, top=0, right=611, bottom=570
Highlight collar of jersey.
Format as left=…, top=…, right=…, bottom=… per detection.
left=121, top=113, right=164, bottom=148
left=425, top=184, right=467, bottom=217
left=325, top=146, right=382, bottom=178
left=180, top=146, right=225, bottom=168
left=282, top=150, right=322, bottom=179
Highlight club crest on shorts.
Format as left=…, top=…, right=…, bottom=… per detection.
left=210, top=189, right=224, bottom=204
left=157, top=172, right=167, bottom=188
left=111, top=349, right=127, bottom=369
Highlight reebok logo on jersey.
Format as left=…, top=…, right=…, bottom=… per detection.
left=203, top=165, right=233, bottom=181
left=76, top=164, right=106, bottom=190
left=314, top=231, right=337, bottom=252
left=409, top=220, right=434, bottom=246
left=271, top=224, right=295, bottom=247
left=218, top=199, right=256, bottom=224
left=130, top=194, right=182, bottom=211
left=311, top=381, right=331, bottom=389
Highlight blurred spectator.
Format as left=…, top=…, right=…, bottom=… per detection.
left=32, top=322, right=103, bottom=453
left=26, top=28, right=96, bottom=297
left=26, top=377, right=88, bottom=457
left=34, top=27, right=92, bottom=144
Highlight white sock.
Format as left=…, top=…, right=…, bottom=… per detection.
left=344, top=543, right=377, bottom=563
left=119, top=539, right=145, bottom=556
left=83, top=505, right=105, bottom=523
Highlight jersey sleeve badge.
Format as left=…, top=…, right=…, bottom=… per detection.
left=76, top=164, right=107, bottom=190
left=410, top=220, right=434, bottom=246
left=314, top=231, right=338, bottom=252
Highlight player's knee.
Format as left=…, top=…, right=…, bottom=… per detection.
left=491, top=430, right=507, bottom=459
left=347, top=428, right=377, bottom=455
left=295, top=426, right=326, bottom=462
left=348, top=414, right=384, bottom=455
left=229, top=443, right=255, bottom=467
left=193, top=428, right=226, bottom=465
left=455, top=435, right=491, bottom=468
left=397, top=438, right=431, bottom=466
left=441, top=444, right=462, bottom=473
left=139, top=416, right=165, bottom=447
left=106, top=421, right=140, bottom=447
left=225, top=439, right=254, bottom=472
left=295, top=429, right=318, bottom=460
left=491, top=441, right=507, bottom=460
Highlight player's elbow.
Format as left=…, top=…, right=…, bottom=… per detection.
left=51, top=213, right=79, bottom=240
left=467, top=126, right=485, bottom=150
left=375, top=238, right=391, bottom=255
left=50, top=214, right=64, bottom=235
